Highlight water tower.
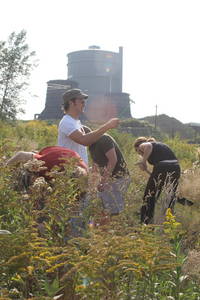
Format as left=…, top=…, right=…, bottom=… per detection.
left=38, top=46, right=131, bottom=121
left=67, top=46, right=131, bottom=121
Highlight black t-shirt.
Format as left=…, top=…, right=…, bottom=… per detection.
left=89, top=134, right=129, bottom=178
left=148, top=142, right=178, bottom=165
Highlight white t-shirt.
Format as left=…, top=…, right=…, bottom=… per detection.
left=58, top=115, right=88, bottom=165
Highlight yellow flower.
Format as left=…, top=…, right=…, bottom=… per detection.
left=27, top=265, right=34, bottom=275
left=165, top=208, right=175, bottom=222
left=163, top=208, right=182, bottom=237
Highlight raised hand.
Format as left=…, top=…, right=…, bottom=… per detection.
left=105, top=118, right=120, bottom=129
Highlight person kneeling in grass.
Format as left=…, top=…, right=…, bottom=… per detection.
left=6, top=146, right=88, bottom=237
left=6, top=145, right=88, bottom=180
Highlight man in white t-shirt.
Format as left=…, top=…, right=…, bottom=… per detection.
left=58, top=89, right=119, bottom=166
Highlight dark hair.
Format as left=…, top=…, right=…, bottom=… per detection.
left=82, top=125, right=92, bottom=134
left=62, top=97, right=76, bottom=111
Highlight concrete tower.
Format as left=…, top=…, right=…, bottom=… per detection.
left=67, top=46, right=131, bottom=122
left=38, top=46, right=131, bottom=121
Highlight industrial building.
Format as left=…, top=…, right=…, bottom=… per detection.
left=38, top=46, right=131, bottom=121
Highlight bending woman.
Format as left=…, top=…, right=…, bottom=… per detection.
left=134, top=137, right=181, bottom=224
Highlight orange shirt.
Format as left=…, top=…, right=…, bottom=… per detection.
left=34, top=146, right=87, bottom=179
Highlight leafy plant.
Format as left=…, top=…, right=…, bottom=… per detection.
left=1, top=120, right=200, bottom=299
left=0, top=30, right=36, bottom=120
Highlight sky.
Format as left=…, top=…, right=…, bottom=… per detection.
left=1, top=0, right=200, bottom=124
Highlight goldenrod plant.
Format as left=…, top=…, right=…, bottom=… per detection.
left=1, top=120, right=200, bottom=299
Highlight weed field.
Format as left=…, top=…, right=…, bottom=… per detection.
left=0, top=120, right=200, bottom=299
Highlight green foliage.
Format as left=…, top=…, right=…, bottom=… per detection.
left=44, top=275, right=60, bottom=297
left=0, top=30, right=36, bottom=120
left=109, top=128, right=135, bottom=158
left=119, top=118, right=164, bottom=139
left=58, top=226, right=176, bottom=299
left=141, top=114, right=196, bottom=140
left=0, top=120, right=57, bottom=153
left=0, top=120, right=200, bottom=299
left=120, top=118, right=152, bottom=128
left=164, top=136, right=197, bottom=169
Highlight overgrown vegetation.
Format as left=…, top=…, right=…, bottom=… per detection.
left=0, top=120, right=200, bottom=299
left=140, top=114, right=198, bottom=140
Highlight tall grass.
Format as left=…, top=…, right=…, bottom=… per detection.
left=0, top=120, right=200, bottom=299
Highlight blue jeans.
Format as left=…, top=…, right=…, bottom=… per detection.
left=99, top=176, right=131, bottom=215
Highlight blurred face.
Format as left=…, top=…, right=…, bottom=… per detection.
left=74, top=97, right=86, bottom=113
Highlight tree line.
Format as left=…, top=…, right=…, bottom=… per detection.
left=0, top=30, right=36, bottom=120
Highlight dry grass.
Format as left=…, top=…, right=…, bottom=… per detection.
left=174, top=163, right=200, bottom=249
left=182, top=249, right=200, bottom=282
left=179, top=168, right=200, bottom=207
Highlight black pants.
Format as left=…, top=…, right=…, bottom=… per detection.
left=141, top=162, right=181, bottom=224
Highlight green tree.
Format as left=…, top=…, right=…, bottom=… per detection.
left=0, top=30, right=36, bottom=120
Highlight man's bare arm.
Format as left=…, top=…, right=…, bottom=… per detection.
left=98, top=147, right=117, bottom=191
left=6, top=151, right=34, bottom=166
left=69, top=118, right=119, bottom=146
left=101, top=147, right=117, bottom=184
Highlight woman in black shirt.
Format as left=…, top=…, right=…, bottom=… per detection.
left=134, top=137, right=181, bottom=224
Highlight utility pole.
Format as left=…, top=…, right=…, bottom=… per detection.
left=154, top=104, right=158, bottom=131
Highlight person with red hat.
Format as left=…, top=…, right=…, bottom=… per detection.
left=6, top=145, right=88, bottom=181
